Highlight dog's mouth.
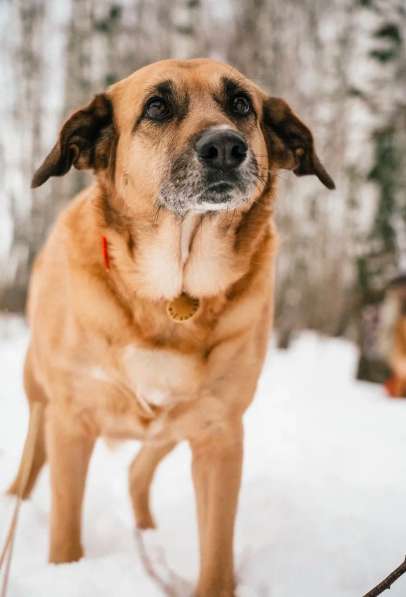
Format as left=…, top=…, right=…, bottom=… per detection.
left=194, top=178, right=249, bottom=212
left=159, top=153, right=261, bottom=215
left=207, top=181, right=234, bottom=194
left=203, top=178, right=240, bottom=202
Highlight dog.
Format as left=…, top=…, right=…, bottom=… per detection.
left=9, top=58, right=334, bottom=596
left=386, top=276, right=406, bottom=396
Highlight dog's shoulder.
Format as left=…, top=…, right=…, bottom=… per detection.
left=29, top=184, right=130, bottom=336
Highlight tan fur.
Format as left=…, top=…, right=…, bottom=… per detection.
left=391, top=316, right=406, bottom=395
left=9, top=59, right=334, bottom=596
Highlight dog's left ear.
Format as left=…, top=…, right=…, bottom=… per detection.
left=263, top=97, right=335, bottom=190
left=31, top=93, right=115, bottom=188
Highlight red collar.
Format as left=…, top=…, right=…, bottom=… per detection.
left=101, top=235, right=110, bottom=270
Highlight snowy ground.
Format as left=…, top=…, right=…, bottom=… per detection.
left=1, top=316, right=406, bottom=597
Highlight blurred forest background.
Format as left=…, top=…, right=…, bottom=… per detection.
left=0, top=0, right=405, bottom=354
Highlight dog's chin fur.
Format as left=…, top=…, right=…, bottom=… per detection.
left=159, top=187, right=255, bottom=216
left=158, top=176, right=260, bottom=216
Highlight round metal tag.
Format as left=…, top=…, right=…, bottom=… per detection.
left=167, top=292, right=200, bottom=322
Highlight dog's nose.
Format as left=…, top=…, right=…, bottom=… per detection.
left=196, top=129, right=248, bottom=170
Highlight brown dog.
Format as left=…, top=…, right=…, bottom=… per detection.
left=387, top=277, right=406, bottom=396
left=9, top=59, right=334, bottom=596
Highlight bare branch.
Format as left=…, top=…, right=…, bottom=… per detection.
left=363, top=556, right=406, bottom=597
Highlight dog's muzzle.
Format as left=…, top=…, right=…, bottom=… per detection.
left=159, top=126, right=259, bottom=215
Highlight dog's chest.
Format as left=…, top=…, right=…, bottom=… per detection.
left=83, top=341, right=205, bottom=440
left=133, top=212, right=239, bottom=299
left=120, top=343, right=204, bottom=408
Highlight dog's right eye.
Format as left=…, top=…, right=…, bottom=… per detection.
left=145, top=97, right=171, bottom=121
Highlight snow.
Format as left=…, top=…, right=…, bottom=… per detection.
left=1, top=317, right=406, bottom=596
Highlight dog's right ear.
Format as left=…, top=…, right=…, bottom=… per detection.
left=31, top=94, right=115, bottom=188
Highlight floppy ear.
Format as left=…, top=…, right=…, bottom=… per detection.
left=31, top=93, right=116, bottom=188
left=263, top=97, right=335, bottom=190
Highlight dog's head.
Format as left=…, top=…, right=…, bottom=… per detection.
left=32, top=59, right=335, bottom=215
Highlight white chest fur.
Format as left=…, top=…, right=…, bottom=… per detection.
left=132, top=211, right=241, bottom=300
left=121, top=343, right=204, bottom=408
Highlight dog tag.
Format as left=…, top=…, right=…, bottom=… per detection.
left=167, top=292, right=200, bottom=322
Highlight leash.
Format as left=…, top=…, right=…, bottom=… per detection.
left=134, top=528, right=190, bottom=597
left=0, top=402, right=45, bottom=597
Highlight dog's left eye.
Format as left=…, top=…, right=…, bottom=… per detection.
left=145, top=97, right=171, bottom=121
left=232, top=95, right=252, bottom=116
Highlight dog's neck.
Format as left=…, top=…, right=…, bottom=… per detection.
left=95, top=181, right=274, bottom=303
left=178, top=212, right=202, bottom=267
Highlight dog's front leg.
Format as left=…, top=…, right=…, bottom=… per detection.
left=190, top=418, right=243, bottom=597
left=47, top=406, right=95, bottom=564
